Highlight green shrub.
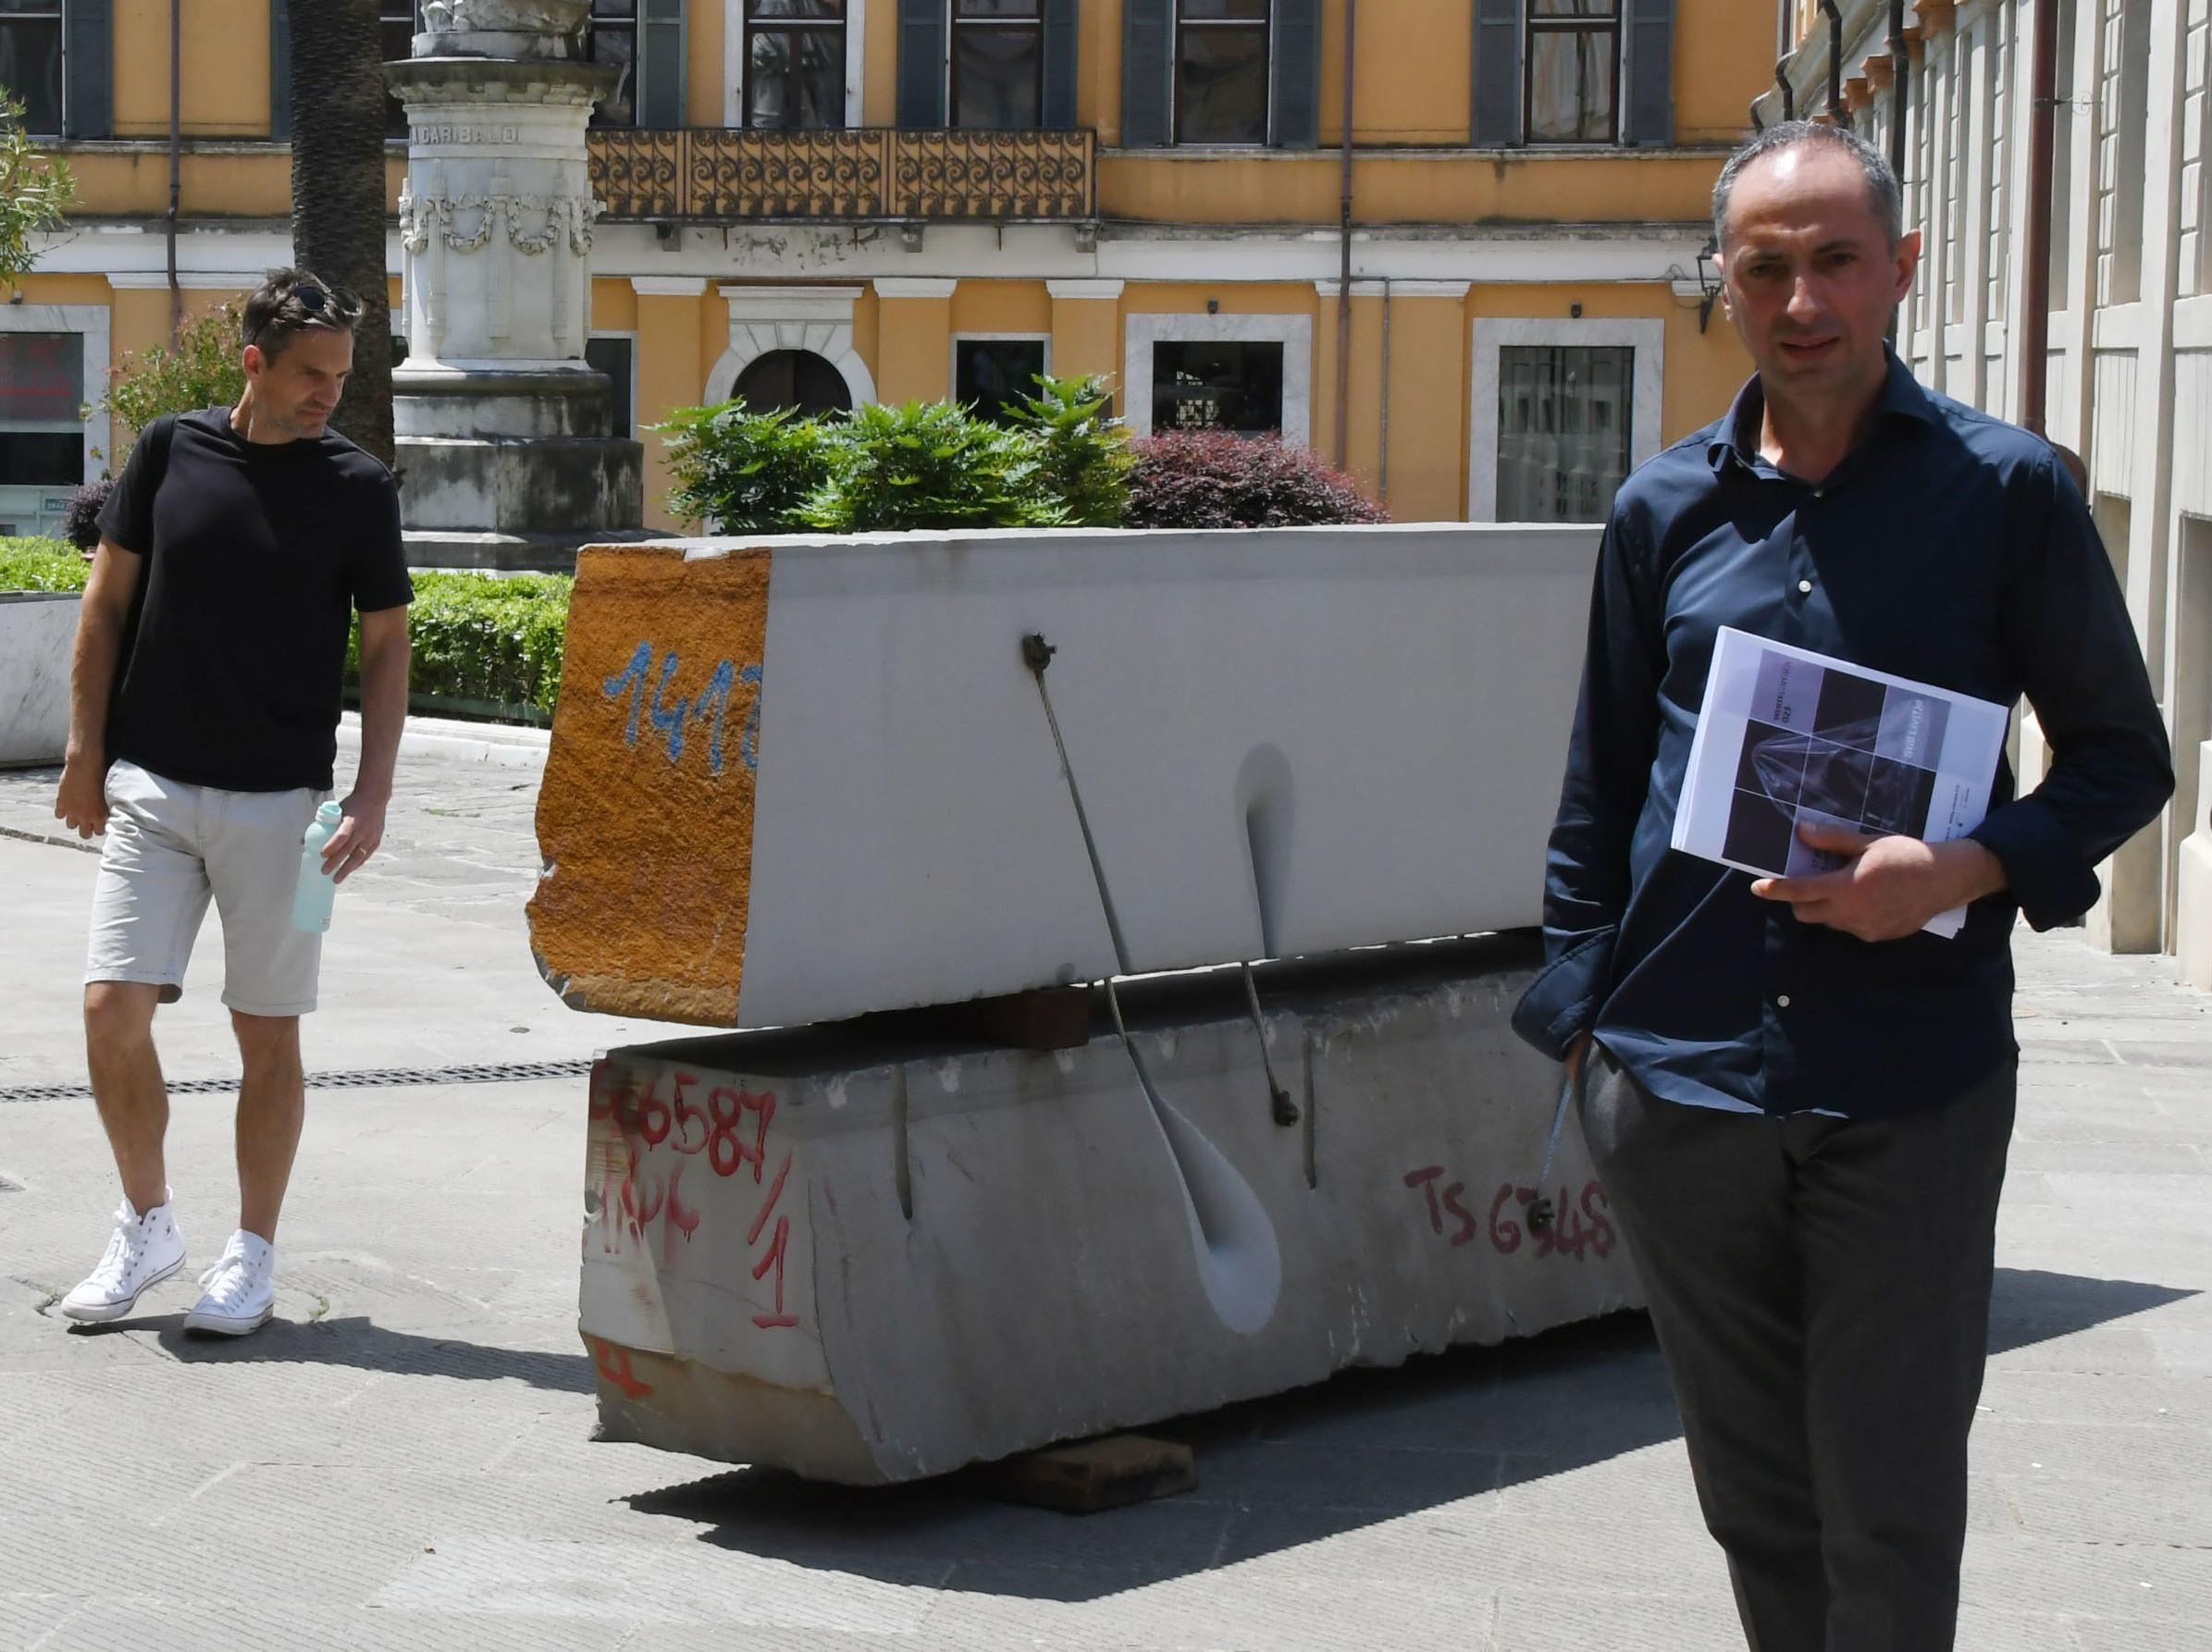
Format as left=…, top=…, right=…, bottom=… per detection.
left=1, top=93, right=73, bottom=290
left=102, top=305, right=246, bottom=454
left=346, top=571, right=574, bottom=721
left=797, top=400, right=1064, bottom=534
left=657, top=401, right=836, bottom=532
left=1001, top=374, right=1133, bottom=529
left=0, top=536, right=89, bottom=592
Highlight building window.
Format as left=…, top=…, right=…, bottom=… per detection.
left=955, top=337, right=1047, bottom=422
left=588, top=0, right=640, bottom=128
left=953, top=0, right=1043, bottom=129
left=2095, top=0, right=2152, bottom=306
left=1153, top=339, right=1284, bottom=435
left=0, top=330, right=85, bottom=537
left=382, top=3, right=421, bottom=138
left=587, top=335, right=636, bottom=437
left=0, top=1, right=65, bottom=136
left=1910, top=55, right=1934, bottom=347
left=746, top=0, right=846, bottom=130
left=1526, top=0, right=1620, bottom=145
left=1986, top=6, right=2011, bottom=328
left=2184, top=0, right=2210, bottom=296
left=1176, top=0, right=1268, bottom=146
left=1469, top=318, right=1659, bottom=523
left=1495, top=344, right=1633, bottom=523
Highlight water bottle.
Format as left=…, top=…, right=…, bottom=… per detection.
left=291, top=801, right=345, bottom=933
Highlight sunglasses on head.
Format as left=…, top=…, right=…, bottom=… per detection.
left=250, top=280, right=356, bottom=350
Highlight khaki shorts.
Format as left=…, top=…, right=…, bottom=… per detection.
left=83, top=759, right=330, bottom=1017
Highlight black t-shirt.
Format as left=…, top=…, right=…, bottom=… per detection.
left=96, top=407, right=414, bottom=792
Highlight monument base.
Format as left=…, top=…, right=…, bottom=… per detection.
left=394, top=363, right=644, bottom=567
left=397, top=432, right=642, bottom=536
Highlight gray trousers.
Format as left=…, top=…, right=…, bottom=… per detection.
left=1579, top=1051, right=2017, bottom=1652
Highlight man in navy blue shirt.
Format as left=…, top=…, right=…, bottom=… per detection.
left=1514, top=123, right=2171, bottom=1650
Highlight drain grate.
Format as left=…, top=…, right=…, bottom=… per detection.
left=0, top=1057, right=593, bottom=1106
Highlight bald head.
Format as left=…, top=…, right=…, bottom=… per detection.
left=1712, top=120, right=1903, bottom=252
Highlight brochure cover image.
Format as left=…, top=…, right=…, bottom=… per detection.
left=1675, top=628, right=2011, bottom=938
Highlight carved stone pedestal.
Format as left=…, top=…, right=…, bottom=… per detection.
left=386, top=3, right=645, bottom=572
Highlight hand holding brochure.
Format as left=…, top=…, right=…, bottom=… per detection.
left=1673, top=628, right=2010, bottom=938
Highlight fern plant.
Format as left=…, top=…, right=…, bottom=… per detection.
left=797, top=401, right=1066, bottom=533
left=1001, top=373, right=1133, bottom=529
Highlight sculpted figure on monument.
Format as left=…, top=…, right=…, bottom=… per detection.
left=424, top=0, right=587, bottom=33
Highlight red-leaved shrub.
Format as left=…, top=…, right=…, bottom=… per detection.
left=1124, top=432, right=1389, bottom=529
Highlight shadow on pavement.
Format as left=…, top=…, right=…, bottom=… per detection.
left=103, top=1313, right=596, bottom=1392
left=620, top=1268, right=2197, bottom=1602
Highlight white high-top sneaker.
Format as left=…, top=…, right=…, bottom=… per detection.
left=60, top=1195, right=188, bottom=1323
left=183, top=1229, right=276, bottom=1337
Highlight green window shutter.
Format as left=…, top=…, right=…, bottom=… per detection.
left=639, top=0, right=686, bottom=127
left=1623, top=0, right=1674, bottom=147
left=1471, top=0, right=1521, bottom=147
left=1120, top=0, right=1171, bottom=148
left=1042, top=0, right=1078, bottom=129
left=270, top=0, right=292, bottom=141
left=64, top=0, right=114, bottom=140
left=896, top=0, right=946, bottom=128
left=1268, top=0, right=1321, bottom=149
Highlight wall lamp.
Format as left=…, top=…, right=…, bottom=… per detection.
left=1695, top=233, right=1724, bottom=334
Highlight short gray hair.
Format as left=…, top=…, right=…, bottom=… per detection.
left=1712, top=120, right=1904, bottom=249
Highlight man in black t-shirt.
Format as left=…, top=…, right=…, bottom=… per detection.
left=53, top=269, right=414, bottom=1337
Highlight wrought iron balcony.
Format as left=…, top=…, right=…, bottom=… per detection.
left=587, top=127, right=1097, bottom=224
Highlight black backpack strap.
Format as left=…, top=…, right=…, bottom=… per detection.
left=105, top=413, right=183, bottom=721
left=142, top=411, right=179, bottom=497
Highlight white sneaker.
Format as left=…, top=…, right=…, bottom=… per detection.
left=60, top=1195, right=188, bottom=1324
left=182, top=1230, right=276, bottom=1337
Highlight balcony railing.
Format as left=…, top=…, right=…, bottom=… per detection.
left=587, top=127, right=1097, bottom=224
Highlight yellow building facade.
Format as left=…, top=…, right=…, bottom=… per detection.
left=4, top=0, right=1769, bottom=536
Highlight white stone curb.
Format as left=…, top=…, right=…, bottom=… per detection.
left=338, top=709, right=550, bottom=771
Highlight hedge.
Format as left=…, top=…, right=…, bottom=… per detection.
left=346, top=571, right=574, bottom=722
left=0, top=536, right=90, bottom=592
left=1, top=544, right=567, bottom=722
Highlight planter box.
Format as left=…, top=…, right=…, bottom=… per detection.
left=0, top=591, right=80, bottom=768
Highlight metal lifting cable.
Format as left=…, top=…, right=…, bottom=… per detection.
left=1022, top=634, right=1296, bottom=1128
left=1525, top=1066, right=1580, bottom=1236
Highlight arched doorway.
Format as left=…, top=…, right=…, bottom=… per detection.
left=735, top=349, right=853, bottom=415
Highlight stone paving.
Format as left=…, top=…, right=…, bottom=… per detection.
left=0, top=741, right=2206, bottom=1650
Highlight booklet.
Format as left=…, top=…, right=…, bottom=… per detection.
left=1674, top=627, right=2011, bottom=939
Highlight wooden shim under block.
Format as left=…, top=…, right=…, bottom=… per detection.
left=978, top=1435, right=1200, bottom=1514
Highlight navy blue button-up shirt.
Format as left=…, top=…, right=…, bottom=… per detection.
left=1511, top=353, right=2173, bottom=1118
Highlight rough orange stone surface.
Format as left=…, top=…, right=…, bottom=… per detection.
left=527, top=544, right=772, bottom=1025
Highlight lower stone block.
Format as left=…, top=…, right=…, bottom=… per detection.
left=577, top=937, right=1644, bottom=1485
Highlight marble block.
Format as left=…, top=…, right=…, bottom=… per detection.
left=528, top=524, right=1601, bottom=1029
left=578, top=939, right=1642, bottom=1484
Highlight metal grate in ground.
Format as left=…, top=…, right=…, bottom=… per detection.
left=0, top=1058, right=593, bottom=1105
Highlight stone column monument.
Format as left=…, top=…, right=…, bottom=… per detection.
left=385, top=0, right=644, bottom=570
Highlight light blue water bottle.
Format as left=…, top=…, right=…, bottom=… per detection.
left=291, top=801, right=344, bottom=933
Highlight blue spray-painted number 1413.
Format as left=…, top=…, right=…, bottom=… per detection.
left=602, top=642, right=763, bottom=776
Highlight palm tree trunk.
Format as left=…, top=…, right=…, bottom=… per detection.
left=287, top=0, right=396, bottom=468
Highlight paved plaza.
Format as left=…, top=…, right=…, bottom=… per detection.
left=0, top=734, right=2206, bottom=1651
